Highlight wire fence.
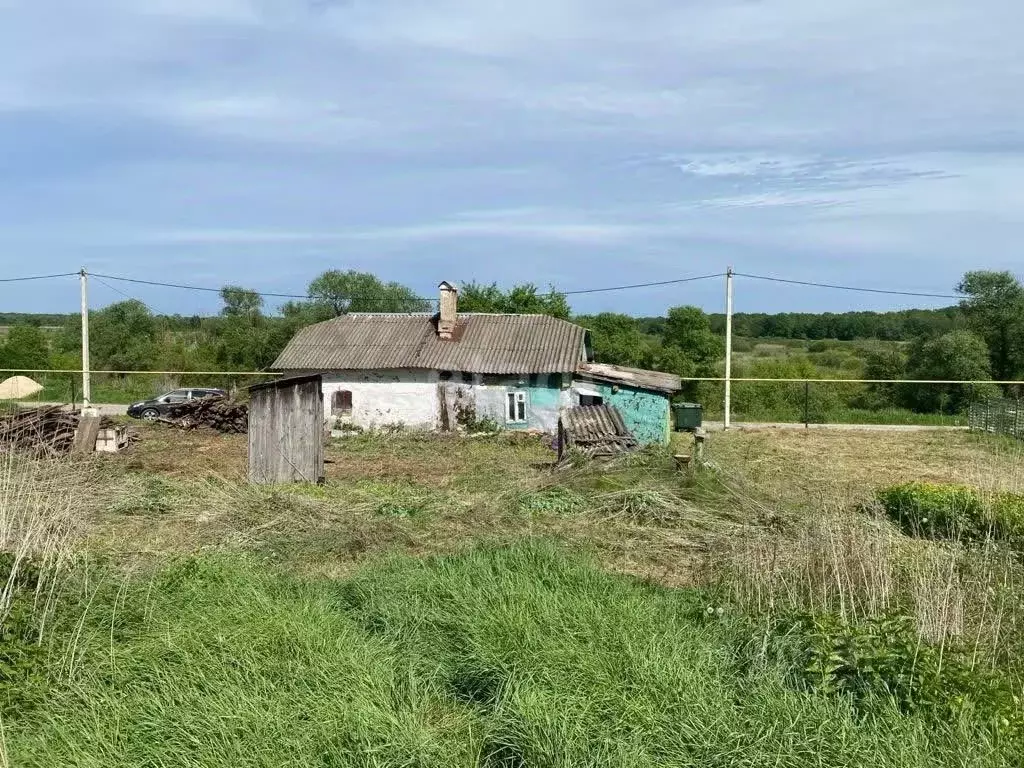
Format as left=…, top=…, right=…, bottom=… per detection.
left=1, top=370, right=1023, bottom=432
left=968, top=399, right=1024, bottom=439
left=684, top=378, right=1024, bottom=428
left=0, top=369, right=278, bottom=409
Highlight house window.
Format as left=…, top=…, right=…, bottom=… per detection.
left=579, top=395, right=603, bottom=407
left=506, top=391, right=527, bottom=423
left=332, top=390, right=353, bottom=417
left=461, top=372, right=474, bottom=384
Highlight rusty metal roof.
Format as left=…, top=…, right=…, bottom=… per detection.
left=272, top=313, right=587, bottom=374
left=575, top=362, right=682, bottom=394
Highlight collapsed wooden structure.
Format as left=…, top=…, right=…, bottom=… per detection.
left=0, top=406, right=135, bottom=457
left=557, top=405, right=639, bottom=463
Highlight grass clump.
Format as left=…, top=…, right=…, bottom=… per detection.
left=12, top=558, right=478, bottom=768
left=877, top=482, right=1024, bottom=548
left=516, top=487, right=587, bottom=517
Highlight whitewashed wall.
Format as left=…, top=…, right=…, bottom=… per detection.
left=322, top=369, right=439, bottom=429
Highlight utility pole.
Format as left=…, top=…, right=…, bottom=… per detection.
left=724, top=267, right=734, bottom=430
left=80, top=268, right=91, bottom=410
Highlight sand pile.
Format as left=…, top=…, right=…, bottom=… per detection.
left=0, top=375, right=43, bottom=400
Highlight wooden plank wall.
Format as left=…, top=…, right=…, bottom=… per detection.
left=248, top=377, right=324, bottom=484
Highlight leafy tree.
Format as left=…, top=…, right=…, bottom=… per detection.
left=957, top=271, right=1024, bottom=380
left=220, top=286, right=263, bottom=318
left=85, top=300, right=158, bottom=371
left=459, top=282, right=570, bottom=319
left=856, top=347, right=908, bottom=411
left=905, top=330, right=995, bottom=413
left=306, top=271, right=431, bottom=318
left=0, top=325, right=50, bottom=371
left=214, top=287, right=278, bottom=370
left=661, top=306, right=724, bottom=374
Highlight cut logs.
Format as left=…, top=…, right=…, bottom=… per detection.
left=0, top=406, right=135, bottom=458
left=160, top=397, right=249, bottom=434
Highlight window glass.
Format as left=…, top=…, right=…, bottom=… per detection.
left=332, top=390, right=354, bottom=416
left=506, top=391, right=527, bottom=422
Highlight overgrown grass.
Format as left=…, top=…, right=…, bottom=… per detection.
left=7, top=544, right=1020, bottom=767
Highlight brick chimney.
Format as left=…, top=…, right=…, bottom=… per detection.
left=438, top=281, right=458, bottom=340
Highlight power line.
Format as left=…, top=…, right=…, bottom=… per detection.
left=88, top=269, right=963, bottom=305
left=89, top=271, right=727, bottom=302
left=734, top=272, right=961, bottom=300
left=93, top=275, right=140, bottom=303
left=562, top=273, right=724, bottom=296
left=0, top=272, right=78, bottom=283
left=90, top=273, right=315, bottom=301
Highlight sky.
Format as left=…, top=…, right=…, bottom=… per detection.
left=1, top=0, right=1022, bottom=317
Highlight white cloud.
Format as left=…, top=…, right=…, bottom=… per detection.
left=0, top=0, right=1022, bottom=313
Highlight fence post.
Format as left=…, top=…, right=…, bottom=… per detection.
left=803, top=381, right=810, bottom=428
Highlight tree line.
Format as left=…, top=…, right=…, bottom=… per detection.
left=1, top=268, right=1021, bottom=416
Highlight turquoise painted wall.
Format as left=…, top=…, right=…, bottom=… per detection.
left=591, top=382, right=670, bottom=445
left=474, top=376, right=566, bottom=432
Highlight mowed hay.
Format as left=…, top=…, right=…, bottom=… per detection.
left=707, top=429, right=1024, bottom=509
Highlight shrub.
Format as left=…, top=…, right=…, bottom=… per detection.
left=768, top=611, right=1023, bottom=740
left=876, top=483, right=1024, bottom=548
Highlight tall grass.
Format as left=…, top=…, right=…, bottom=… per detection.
left=8, top=544, right=1019, bottom=766
left=0, top=453, right=85, bottom=640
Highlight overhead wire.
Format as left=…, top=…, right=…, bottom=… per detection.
left=0, top=272, right=79, bottom=283
left=0, top=268, right=964, bottom=304
left=562, top=273, right=724, bottom=295
left=733, top=272, right=961, bottom=300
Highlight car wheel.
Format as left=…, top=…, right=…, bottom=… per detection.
left=141, top=408, right=160, bottom=421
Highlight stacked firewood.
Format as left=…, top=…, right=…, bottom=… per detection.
left=0, top=406, right=126, bottom=457
left=161, top=397, right=249, bottom=434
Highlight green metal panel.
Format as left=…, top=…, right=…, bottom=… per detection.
left=591, top=382, right=671, bottom=445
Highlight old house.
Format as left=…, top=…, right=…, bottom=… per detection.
left=271, top=282, right=681, bottom=444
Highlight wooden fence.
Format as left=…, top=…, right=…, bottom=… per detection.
left=969, top=399, right=1024, bottom=439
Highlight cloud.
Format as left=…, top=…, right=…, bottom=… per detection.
left=0, top=0, right=1021, bottom=315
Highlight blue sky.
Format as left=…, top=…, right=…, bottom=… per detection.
left=1, top=0, right=1021, bottom=317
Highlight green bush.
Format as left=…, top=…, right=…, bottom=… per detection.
left=769, top=612, right=1023, bottom=741
left=876, top=483, right=1024, bottom=548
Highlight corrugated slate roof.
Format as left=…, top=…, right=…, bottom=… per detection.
left=561, top=404, right=632, bottom=441
left=575, top=362, right=682, bottom=394
left=272, top=313, right=587, bottom=374
left=558, top=405, right=639, bottom=459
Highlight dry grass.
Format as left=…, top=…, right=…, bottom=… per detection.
left=83, top=425, right=755, bottom=584
left=0, top=452, right=94, bottom=639
left=707, top=429, right=1024, bottom=510
left=698, top=428, right=1024, bottom=668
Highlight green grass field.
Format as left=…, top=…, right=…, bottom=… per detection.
left=8, top=544, right=1018, bottom=768
left=3, top=428, right=1024, bottom=766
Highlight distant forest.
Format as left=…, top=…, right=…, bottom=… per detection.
left=0, top=307, right=962, bottom=343
left=0, top=269, right=1020, bottom=418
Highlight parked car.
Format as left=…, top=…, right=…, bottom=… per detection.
left=127, top=388, right=227, bottom=421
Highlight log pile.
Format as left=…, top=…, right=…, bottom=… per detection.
left=160, top=397, right=248, bottom=434
left=0, top=406, right=133, bottom=457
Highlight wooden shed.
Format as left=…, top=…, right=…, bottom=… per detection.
left=248, top=374, right=325, bottom=485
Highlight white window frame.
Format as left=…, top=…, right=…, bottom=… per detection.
left=506, top=390, right=528, bottom=423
